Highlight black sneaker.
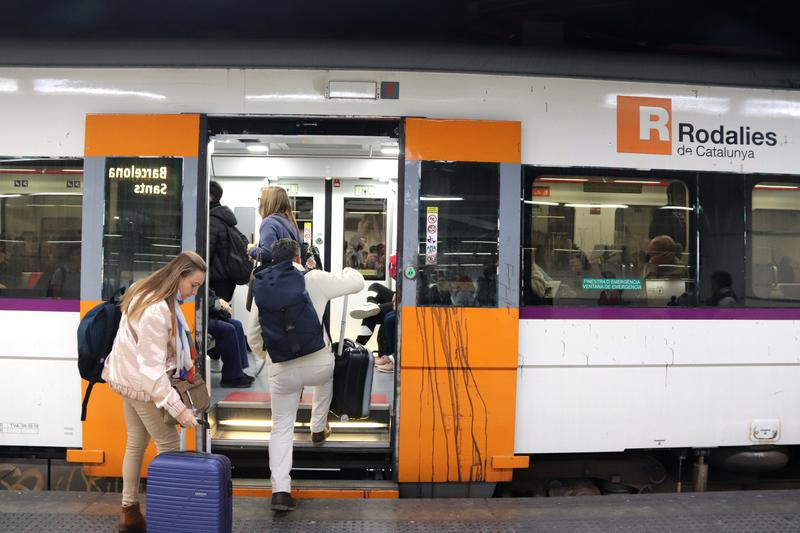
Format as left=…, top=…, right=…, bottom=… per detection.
left=219, top=376, right=254, bottom=388
left=271, top=491, right=297, bottom=511
left=311, top=424, right=331, bottom=446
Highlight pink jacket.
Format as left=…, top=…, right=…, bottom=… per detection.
left=101, top=299, right=187, bottom=419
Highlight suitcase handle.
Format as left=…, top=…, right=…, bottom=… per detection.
left=337, top=295, right=349, bottom=357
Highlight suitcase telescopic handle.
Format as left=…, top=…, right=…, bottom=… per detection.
left=338, top=295, right=348, bottom=357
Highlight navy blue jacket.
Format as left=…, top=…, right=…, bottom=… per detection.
left=249, top=215, right=300, bottom=264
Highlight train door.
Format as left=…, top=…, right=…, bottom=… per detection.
left=205, top=123, right=398, bottom=483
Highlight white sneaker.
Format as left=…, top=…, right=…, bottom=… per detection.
left=350, top=302, right=380, bottom=320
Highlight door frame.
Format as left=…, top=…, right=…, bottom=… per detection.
left=203, top=115, right=403, bottom=472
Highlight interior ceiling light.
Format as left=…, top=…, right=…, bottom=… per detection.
left=754, top=184, right=799, bottom=190
left=420, top=196, right=463, bottom=201
left=246, top=145, right=269, bottom=153
left=565, top=203, right=629, bottom=209
left=380, top=145, right=400, bottom=156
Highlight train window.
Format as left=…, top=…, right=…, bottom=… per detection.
left=416, top=162, right=499, bottom=307
left=522, top=173, right=694, bottom=307
left=0, top=159, right=83, bottom=300
left=748, top=181, right=800, bottom=306
left=102, top=157, right=183, bottom=299
left=343, top=197, right=387, bottom=280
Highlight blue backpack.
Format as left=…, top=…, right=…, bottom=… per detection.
left=77, top=288, right=124, bottom=421
left=253, top=260, right=325, bottom=363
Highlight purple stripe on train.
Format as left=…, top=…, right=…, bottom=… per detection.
left=0, top=298, right=80, bottom=312
left=520, top=307, right=800, bottom=320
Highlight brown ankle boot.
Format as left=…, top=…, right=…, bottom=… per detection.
left=118, top=502, right=146, bottom=533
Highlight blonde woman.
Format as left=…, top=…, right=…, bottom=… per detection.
left=247, top=186, right=300, bottom=264
left=102, top=251, right=206, bottom=533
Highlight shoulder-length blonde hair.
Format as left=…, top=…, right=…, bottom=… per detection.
left=120, top=251, right=207, bottom=335
left=258, top=186, right=298, bottom=232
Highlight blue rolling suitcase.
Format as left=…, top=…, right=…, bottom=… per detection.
left=146, top=451, right=232, bottom=533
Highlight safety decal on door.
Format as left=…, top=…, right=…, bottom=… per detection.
left=303, top=222, right=312, bottom=244
left=425, top=207, right=438, bottom=265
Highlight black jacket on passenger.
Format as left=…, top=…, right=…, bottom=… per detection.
left=209, top=202, right=239, bottom=301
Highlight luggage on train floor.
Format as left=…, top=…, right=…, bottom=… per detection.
left=146, top=450, right=233, bottom=533
left=330, top=295, right=375, bottom=420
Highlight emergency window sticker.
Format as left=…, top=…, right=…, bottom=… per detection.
left=425, top=207, right=438, bottom=265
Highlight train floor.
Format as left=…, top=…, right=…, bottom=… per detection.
left=2, top=489, right=799, bottom=532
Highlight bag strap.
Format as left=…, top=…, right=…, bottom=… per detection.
left=80, top=381, right=94, bottom=422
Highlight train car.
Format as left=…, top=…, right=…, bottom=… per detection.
left=0, top=66, right=798, bottom=497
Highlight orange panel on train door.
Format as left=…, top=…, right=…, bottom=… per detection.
left=72, top=114, right=203, bottom=477
left=397, top=118, right=527, bottom=485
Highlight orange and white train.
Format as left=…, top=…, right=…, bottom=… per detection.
left=1, top=65, right=799, bottom=497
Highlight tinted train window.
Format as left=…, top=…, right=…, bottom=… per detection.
left=416, top=162, right=499, bottom=307
left=748, top=181, right=800, bottom=306
left=0, top=160, right=83, bottom=299
left=343, top=197, right=387, bottom=280
left=102, top=157, right=183, bottom=299
left=522, top=173, right=694, bottom=307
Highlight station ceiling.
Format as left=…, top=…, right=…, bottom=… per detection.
left=4, top=0, right=799, bottom=61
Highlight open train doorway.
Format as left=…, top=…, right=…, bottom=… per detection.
left=203, top=117, right=401, bottom=484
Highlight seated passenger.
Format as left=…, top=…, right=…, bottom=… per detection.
left=351, top=282, right=395, bottom=345
left=47, top=246, right=81, bottom=299
left=557, top=252, right=601, bottom=299
left=451, top=275, right=477, bottom=306
left=475, top=265, right=497, bottom=307
left=0, top=241, right=15, bottom=292
left=706, top=271, right=738, bottom=307
left=374, top=298, right=397, bottom=373
left=643, top=235, right=686, bottom=279
left=208, top=289, right=254, bottom=388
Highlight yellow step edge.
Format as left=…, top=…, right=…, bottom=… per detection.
left=491, top=455, right=530, bottom=469
left=66, top=449, right=104, bottom=464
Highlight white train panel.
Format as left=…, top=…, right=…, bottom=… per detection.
left=0, top=68, right=797, bottom=174
left=515, top=364, right=800, bottom=454
left=0, top=310, right=79, bottom=359
left=0, top=358, right=82, bottom=447
left=516, top=317, right=800, bottom=452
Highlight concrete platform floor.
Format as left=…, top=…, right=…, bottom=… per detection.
left=1, top=489, right=800, bottom=532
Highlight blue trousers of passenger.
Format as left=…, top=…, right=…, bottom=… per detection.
left=208, top=318, right=250, bottom=381
left=378, top=310, right=397, bottom=358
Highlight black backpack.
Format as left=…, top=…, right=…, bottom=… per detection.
left=221, top=224, right=253, bottom=285
left=77, top=288, right=124, bottom=421
left=253, top=260, right=325, bottom=363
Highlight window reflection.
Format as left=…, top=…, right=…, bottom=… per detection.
left=0, top=160, right=83, bottom=299
left=749, top=181, right=800, bottom=305
left=523, top=173, right=693, bottom=307
left=416, top=162, right=499, bottom=307
left=102, top=157, right=183, bottom=299
left=343, top=197, right=386, bottom=280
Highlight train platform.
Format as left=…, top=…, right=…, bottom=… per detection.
left=1, top=489, right=800, bottom=532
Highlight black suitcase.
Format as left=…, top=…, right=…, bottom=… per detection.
left=329, top=296, right=375, bottom=420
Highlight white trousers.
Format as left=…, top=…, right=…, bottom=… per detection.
left=268, top=360, right=334, bottom=493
